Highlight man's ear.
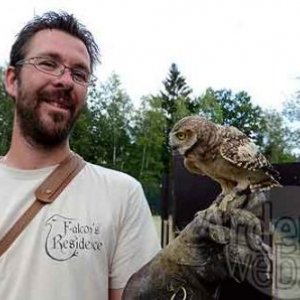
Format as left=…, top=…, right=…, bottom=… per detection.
left=4, top=66, right=18, bottom=99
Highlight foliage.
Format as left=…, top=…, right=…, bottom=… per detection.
left=130, top=96, right=166, bottom=213
left=196, top=88, right=266, bottom=146
left=283, top=92, right=300, bottom=121
left=130, top=96, right=165, bottom=179
left=160, top=63, right=195, bottom=120
left=0, top=67, right=13, bottom=155
left=261, top=110, right=297, bottom=163
left=281, top=91, right=300, bottom=161
left=159, top=63, right=196, bottom=173
left=71, top=73, right=134, bottom=171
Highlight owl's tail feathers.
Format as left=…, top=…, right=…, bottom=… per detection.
left=251, top=176, right=282, bottom=192
left=251, top=164, right=282, bottom=192
left=262, top=164, right=281, bottom=182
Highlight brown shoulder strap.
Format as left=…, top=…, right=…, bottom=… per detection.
left=0, top=153, right=86, bottom=258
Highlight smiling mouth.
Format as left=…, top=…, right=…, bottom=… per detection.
left=44, top=99, right=72, bottom=111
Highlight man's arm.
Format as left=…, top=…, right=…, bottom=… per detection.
left=109, top=288, right=123, bottom=300
left=109, top=182, right=160, bottom=295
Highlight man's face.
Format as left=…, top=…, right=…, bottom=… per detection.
left=8, top=29, right=91, bottom=148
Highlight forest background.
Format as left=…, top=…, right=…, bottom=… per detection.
left=1, top=63, right=299, bottom=213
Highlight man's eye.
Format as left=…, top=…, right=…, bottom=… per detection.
left=38, top=59, right=57, bottom=69
left=72, top=70, right=88, bottom=82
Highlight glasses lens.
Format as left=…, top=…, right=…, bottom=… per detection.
left=34, top=58, right=60, bottom=74
left=72, top=69, right=90, bottom=85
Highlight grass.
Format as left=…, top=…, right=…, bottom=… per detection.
left=152, top=215, right=161, bottom=238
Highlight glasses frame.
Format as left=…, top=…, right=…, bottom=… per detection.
left=15, top=56, right=97, bottom=87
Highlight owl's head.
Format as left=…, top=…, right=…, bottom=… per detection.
left=169, top=115, right=214, bottom=155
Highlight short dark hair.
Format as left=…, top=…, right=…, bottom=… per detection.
left=10, top=11, right=100, bottom=72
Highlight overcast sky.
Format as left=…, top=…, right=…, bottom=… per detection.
left=1, top=0, right=300, bottom=110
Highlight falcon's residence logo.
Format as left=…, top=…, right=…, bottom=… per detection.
left=44, top=214, right=103, bottom=261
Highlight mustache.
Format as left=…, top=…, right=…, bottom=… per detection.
left=38, top=89, right=74, bottom=110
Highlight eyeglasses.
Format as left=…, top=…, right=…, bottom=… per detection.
left=15, top=57, right=97, bottom=87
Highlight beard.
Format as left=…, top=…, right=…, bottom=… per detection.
left=15, top=87, right=82, bottom=149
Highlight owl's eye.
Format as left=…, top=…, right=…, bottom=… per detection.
left=176, top=132, right=186, bottom=140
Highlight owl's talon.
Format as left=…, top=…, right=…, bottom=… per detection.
left=212, top=194, right=225, bottom=206
left=218, top=193, right=236, bottom=212
left=218, top=201, right=228, bottom=212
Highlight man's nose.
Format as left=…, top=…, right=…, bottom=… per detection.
left=54, top=68, right=74, bottom=88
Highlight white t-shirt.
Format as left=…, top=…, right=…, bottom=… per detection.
left=0, top=161, right=161, bottom=300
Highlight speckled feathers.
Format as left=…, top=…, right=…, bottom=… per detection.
left=169, top=115, right=281, bottom=194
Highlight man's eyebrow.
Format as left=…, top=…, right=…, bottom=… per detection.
left=38, top=52, right=60, bottom=61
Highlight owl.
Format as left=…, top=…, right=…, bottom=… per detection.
left=169, top=115, right=281, bottom=211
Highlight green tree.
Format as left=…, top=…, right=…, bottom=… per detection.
left=197, top=88, right=266, bottom=146
left=70, top=102, right=95, bottom=161
left=282, top=92, right=300, bottom=160
left=261, top=109, right=296, bottom=163
left=130, top=96, right=166, bottom=213
left=283, top=91, right=300, bottom=121
left=155, top=63, right=197, bottom=220
left=131, top=96, right=165, bottom=178
left=159, top=63, right=195, bottom=173
left=0, top=67, right=14, bottom=155
left=101, top=74, right=134, bottom=171
left=71, top=73, right=134, bottom=171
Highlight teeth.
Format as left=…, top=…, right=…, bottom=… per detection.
left=51, top=102, right=59, bottom=107
left=47, top=101, right=67, bottom=109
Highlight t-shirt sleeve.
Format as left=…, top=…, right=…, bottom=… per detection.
left=109, top=182, right=161, bottom=289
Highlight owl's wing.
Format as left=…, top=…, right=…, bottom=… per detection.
left=219, top=136, right=270, bottom=171
left=217, top=124, right=246, bottom=139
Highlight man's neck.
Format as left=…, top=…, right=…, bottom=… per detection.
left=3, top=136, right=71, bottom=170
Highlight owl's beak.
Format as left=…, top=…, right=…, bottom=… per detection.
left=170, top=145, right=180, bottom=156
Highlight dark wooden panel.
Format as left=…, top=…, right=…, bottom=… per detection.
left=172, top=156, right=300, bottom=230
left=169, top=157, right=300, bottom=299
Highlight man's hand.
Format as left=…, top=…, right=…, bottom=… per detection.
left=109, top=289, right=123, bottom=300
